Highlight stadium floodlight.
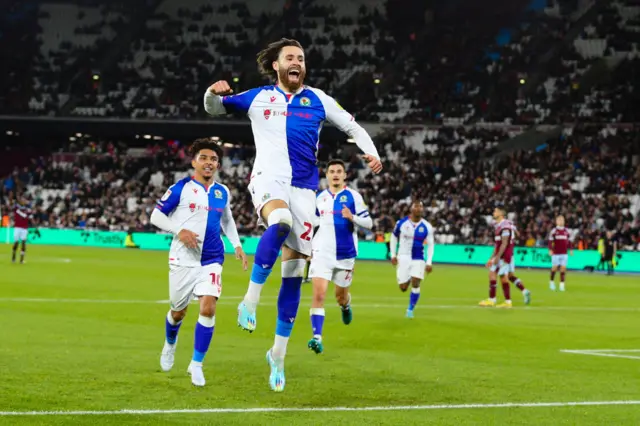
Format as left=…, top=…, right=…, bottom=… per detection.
left=223, top=142, right=234, bottom=148
left=519, top=78, right=526, bottom=85
left=233, top=77, right=240, bottom=83
left=373, top=78, right=381, bottom=84
left=143, top=134, right=152, bottom=139
left=153, top=136, right=163, bottom=140
left=76, top=133, right=83, bottom=137
left=69, top=136, right=76, bottom=141
left=211, top=136, right=220, bottom=141
left=6, top=130, right=13, bottom=135
left=92, top=74, right=100, bottom=81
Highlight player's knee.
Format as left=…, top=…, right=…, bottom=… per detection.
left=410, top=278, right=421, bottom=288
left=170, top=309, right=187, bottom=322
left=267, top=208, right=293, bottom=235
left=312, top=289, right=326, bottom=306
left=199, top=306, right=215, bottom=318
left=399, top=283, right=409, bottom=292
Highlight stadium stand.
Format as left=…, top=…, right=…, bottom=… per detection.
left=1, top=0, right=638, bottom=252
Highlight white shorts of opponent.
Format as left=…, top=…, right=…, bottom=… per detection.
left=169, top=263, right=223, bottom=311
left=490, top=259, right=513, bottom=276
left=551, top=254, right=568, bottom=267
left=14, top=227, right=28, bottom=242
left=248, top=176, right=316, bottom=257
left=396, top=256, right=426, bottom=283
left=309, top=251, right=355, bottom=288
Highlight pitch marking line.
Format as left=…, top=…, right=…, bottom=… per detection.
left=560, top=349, right=640, bottom=360
left=2, top=400, right=640, bottom=416
left=0, top=298, right=638, bottom=312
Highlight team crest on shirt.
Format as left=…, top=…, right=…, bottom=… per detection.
left=340, top=195, right=347, bottom=202
left=189, top=203, right=196, bottom=212
left=161, top=189, right=172, bottom=201
left=300, top=97, right=311, bottom=107
left=214, top=189, right=223, bottom=199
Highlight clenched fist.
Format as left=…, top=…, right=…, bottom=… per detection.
left=208, top=81, right=233, bottom=96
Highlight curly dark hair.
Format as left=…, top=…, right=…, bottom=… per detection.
left=189, top=138, right=223, bottom=160
left=256, top=38, right=304, bottom=81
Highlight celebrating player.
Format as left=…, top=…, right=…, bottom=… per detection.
left=12, top=196, right=32, bottom=264
left=548, top=215, right=573, bottom=291
left=480, top=206, right=515, bottom=308
left=150, top=139, right=248, bottom=387
left=307, top=159, right=372, bottom=354
left=390, top=200, right=435, bottom=319
left=203, top=38, right=382, bottom=392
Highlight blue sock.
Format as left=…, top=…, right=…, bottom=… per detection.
left=165, top=312, right=182, bottom=344
left=275, top=277, right=303, bottom=337
left=192, top=316, right=215, bottom=363
left=250, top=222, right=291, bottom=285
left=310, top=308, right=325, bottom=338
left=409, top=288, right=421, bottom=311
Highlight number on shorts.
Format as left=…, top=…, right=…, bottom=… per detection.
left=209, top=273, right=221, bottom=292
left=301, top=222, right=312, bottom=241
left=344, top=270, right=353, bottom=282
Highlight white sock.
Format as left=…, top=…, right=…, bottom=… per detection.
left=490, top=297, right=497, bottom=303
left=272, top=335, right=289, bottom=361
left=411, top=287, right=421, bottom=294
left=166, top=311, right=180, bottom=326
left=560, top=282, right=565, bottom=290
left=244, top=281, right=263, bottom=311
left=550, top=281, right=555, bottom=287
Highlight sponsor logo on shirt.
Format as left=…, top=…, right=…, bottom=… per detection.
left=264, top=109, right=271, bottom=120
left=161, top=189, right=172, bottom=201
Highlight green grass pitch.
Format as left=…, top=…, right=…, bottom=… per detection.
left=1, top=245, right=639, bottom=425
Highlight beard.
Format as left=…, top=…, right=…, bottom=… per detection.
left=277, top=65, right=305, bottom=92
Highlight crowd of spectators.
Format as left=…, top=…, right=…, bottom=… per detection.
left=2, top=123, right=638, bottom=251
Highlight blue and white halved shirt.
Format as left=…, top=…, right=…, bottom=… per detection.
left=156, top=177, right=236, bottom=267
left=204, top=85, right=379, bottom=190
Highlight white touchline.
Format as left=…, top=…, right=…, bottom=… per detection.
left=0, top=298, right=638, bottom=312
left=560, top=349, right=640, bottom=360
left=2, top=400, right=640, bottom=416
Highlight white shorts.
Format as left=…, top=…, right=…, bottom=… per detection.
left=490, top=259, right=515, bottom=274
left=309, top=252, right=355, bottom=288
left=169, top=263, right=223, bottom=311
left=14, top=228, right=28, bottom=242
left=248, top=176, right=316, bottom=256
left=397, top=257, right=425, bottom=284
left=552, top=254, right=568, bottom=267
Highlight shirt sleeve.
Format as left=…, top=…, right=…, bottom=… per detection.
left=204, top=88, right=261, bottom=116
left=155, top=184, right=182, bottom=215
left=314, top=89, right=380, bottom=159
left=425, top=222, right=435, bottom=265
left=393, top=220, right=402, bottom=237
left=220, top=202, right=242, bottom=249
left=353, top=190, right=370, bottom=218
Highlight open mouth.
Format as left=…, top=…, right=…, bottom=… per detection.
left=288, top=69, right=301, bottom=81
left=204, top=167, right=213, bottom=173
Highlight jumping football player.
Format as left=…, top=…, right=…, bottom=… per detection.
left=204, top=38, right=382, bottom=391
